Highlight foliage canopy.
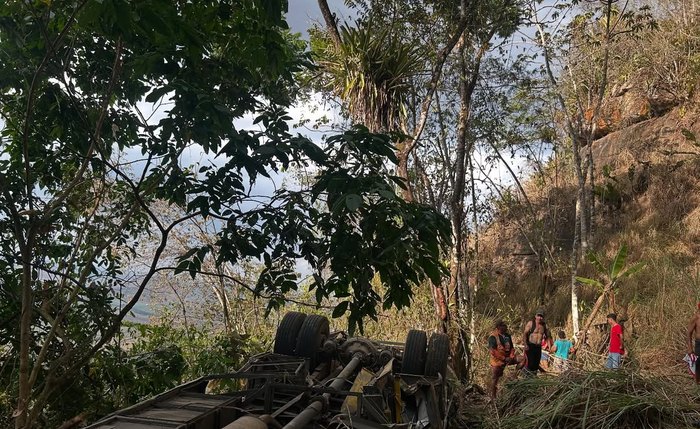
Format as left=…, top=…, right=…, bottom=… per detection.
left=0, top=0, right=449, bottom=426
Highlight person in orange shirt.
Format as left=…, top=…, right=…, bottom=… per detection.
left=487, top=320, right=524, bottom=398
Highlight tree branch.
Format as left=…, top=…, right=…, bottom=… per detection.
left=317, top=0, right=342, bottom=48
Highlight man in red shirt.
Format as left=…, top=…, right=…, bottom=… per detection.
left=605, top=313, right=624, bottom=369
left=686, top=303, right=700, bottom=384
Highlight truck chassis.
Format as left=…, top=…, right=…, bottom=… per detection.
left=87, top=312, right=451, bottom=429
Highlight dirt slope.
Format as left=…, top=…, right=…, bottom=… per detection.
left=475, top=99, right=700, bottom=368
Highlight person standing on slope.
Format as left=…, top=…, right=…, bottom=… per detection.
left=488, top=320, right=523, bottom=398
left=522, top=308, right=552, bottom=375
left=551, top=330, right=574, bottom=371
left=605, top=313, right=624, bottom=369
left=687, top=303, right=700, bottom=384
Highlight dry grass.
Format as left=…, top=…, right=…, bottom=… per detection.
left=455, top=22, right=700, bottom=426
left=359, top=276, right=441, bottom=342
left=486, top=370, right=700, bottom=429
left=473, top=146, right=700, bottom=367
left=460, top=165, right=698, bottom=428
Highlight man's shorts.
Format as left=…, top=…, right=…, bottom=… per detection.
left=605, top=352, right=621, bottom=369
left=491, top=365, right=505, bottom=378
left=525, top=344, right=542, bottom=372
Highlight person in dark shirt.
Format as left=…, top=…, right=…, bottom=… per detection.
left=488, top=320, right=523, bottom=398
left=523, top=307, right=552, bottom=375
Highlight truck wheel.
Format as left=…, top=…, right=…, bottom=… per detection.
left=425, top=332, right=450, bottom=418
left=274, top=311, right=307, bottom=355
left=424, top=332, right=449, bottom=378
left=295, top=314, right=330, bottom=369
left=402, top=329, right=427, bottom=375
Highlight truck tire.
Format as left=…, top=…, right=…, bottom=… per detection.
left=424, top=332, right=449, bottom=378
left=274, top=311, right=307, bottom=355
left=295, top=314, right=330, bottom=370
left=425, top=332, right=450, bottom=418
left=402, top=329, right=427, bottom=375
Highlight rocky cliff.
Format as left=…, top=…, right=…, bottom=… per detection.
left=476, top=95, right=700, bottom=337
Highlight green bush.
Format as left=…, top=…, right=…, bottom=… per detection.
left=1, top=320, right=265, bottom=428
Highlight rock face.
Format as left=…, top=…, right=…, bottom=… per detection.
left=591, top=100, right=700, bottom=249
left=585, top=82, right=680, bottom=141
left=475, top=97, right=700, bottom=319
left=591, top=100, right=700, bottom=167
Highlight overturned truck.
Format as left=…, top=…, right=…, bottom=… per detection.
left=87, top=311, right=451, bottom=428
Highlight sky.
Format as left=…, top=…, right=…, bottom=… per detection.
left=286, top=0, right=355, bottom=40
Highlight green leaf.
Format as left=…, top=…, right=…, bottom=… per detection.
left=174, top=260, right=190, bottom=275
left=610, top=244, right=628, bottom=280
left=681, top=128, right=697, bottom=142
left=575, top=276, right=603, bottom=290
left=178, top=248, right=198, bottom=261
left=586, top=250, right=606, bottom=274
left=422, top=259, right=443, bottom=284
left=145, top=86, right=170, bottom=103
left=620, top=262, right=645, bottom=278
left=255, top=145, right=277, bottom=156
left=345, top=194, right=362, bottom=211
left=377, top=188, right=395, bottom=200
left=332, top=301, right=349, bottom=318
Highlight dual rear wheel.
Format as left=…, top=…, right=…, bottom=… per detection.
left=402, top=329, right=449, bottom=378
left=274, top=312, right=329, bottom=369
left=274, top=313, right=450, bottom=378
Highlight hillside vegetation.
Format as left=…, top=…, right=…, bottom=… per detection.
left=474, top=26, right=700, bottom=373
left=4, top=1, right=700, bottom=428
left=476, top=94, right=700, bottom=367
left=450, top=4, right=700, bottom=425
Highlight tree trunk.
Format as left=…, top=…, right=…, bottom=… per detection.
left=317, top=0, right=342, bottom=49
left=571, top=5, right=620, bottom=331
left=586, top=146, right=595, bottom=245
left=446, top=22, right=494, bottom=380
left=432, top=282, right=449, bottom=324
left=569, top=196, right=582, bottom=337
left=532, top=9, right=585, bottom=337
left=215, top=266, right=232, bottom=334
left=578, top=281, right=614, bottom=349
left=468, top=156, right=479, bottom=355
left=532, top=1, right=621, bottom=337
left=16, top=249, right=33, bottom=429
left=444, top=28, right=470, bottom=379
left=397, top=149, right=415, bottom=201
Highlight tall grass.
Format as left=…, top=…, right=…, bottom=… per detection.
left=486, top=370, right=700, bottom=429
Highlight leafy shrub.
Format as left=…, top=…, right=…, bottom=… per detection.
left=0, top=321, right=265, bottom=428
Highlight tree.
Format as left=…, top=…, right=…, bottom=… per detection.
left=575, top=244, right=644, bottom=349
left=528, top=0, right=655, bottom=336
left=314, top=0, right=525, bottom=380
left=444, top=0, right=524, bottom=380
left=130, top=201, right=263, bottom=335
left=316, top=0, right=469, bottom=202
left=0, top=1, right=449, bottom=427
